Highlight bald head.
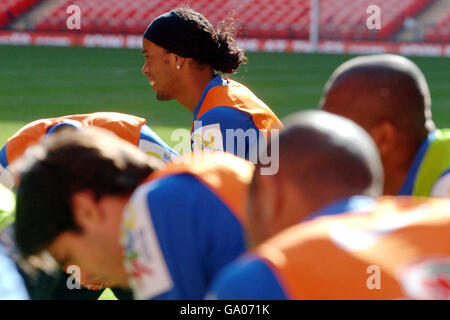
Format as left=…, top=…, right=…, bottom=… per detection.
left=320, top=54, right=434, bottom=143
left=277, top=110, right=383, bottom=201
left=247, top=110, right=383, bottom=245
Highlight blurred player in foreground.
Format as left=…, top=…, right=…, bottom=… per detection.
left=320, top=54, right=450, bottom=197
left=0, top=243, right=29, bottom=300
left=1, top=183, right=65, bottom=300
left=208, top=110, right=450, bottom=299
left=0, top=184, right=28, bottom=299
left=13, top=127, right=251, bottom=299
left=0, top=112, right=178, bottom=191
left=0, top=111, right=178, bottom=299
left=141, top=7, right=283, bottom=158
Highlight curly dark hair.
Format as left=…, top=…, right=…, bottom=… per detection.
left=173, top=7, right=246, bottom=74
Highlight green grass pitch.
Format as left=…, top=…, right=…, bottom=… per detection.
left=0, top=44, right=449, bottom=148
left=0, top=44, right=449, bottom=300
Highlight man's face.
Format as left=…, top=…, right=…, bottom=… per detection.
left=142, top=39, right=178, bottom=101
left=48, top=230, right=127, bottom=289
left=247, top=172, right=312, bottom=247
left=246, top=175, right=276, bottom=247
left=47, top=197, right=129, bottom=288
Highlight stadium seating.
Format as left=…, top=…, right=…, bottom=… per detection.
left=315, top=0, right=433, bottom=40
left=30, top=0, right=433, bottom=40
left=425, top=10, right=450, bottom=42
left=0, top=0, right=42, bottom=28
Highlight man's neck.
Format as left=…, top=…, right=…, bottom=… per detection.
left=384, top=146, right=421, bottom=195
left=176, top=71, right=216, bottom=112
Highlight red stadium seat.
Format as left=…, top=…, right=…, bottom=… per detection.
left=425, top=10, right=450, bottom=43
left=0, top=0, right=42, bottom=28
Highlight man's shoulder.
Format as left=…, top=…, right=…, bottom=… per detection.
left=415, top=129, right=450, bottom=197
left=207, top=253, right=288, bottom=300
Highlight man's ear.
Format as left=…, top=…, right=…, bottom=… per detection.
left=258, top=174, right=284, bottom=223
left=368, top=121, right=396, bottom=156
left=173, top=54, right=186, bottom=70
left=71, top=191, right=102, bottom=230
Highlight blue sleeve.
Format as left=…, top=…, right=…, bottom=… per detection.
left=0, top=144, right=9, bottom=168
left=0, top=145, right=15, bottom=190
left=207, top=254, right=288, bottom=300
left=0, top=244, right=29, bottom=300
left=139, top=125, right=179, bottom=162
left=145, top=173, right=246, bottom=300
left=46, top=121, right=82, bottom=135
left=194, top=107, right=260, bottom=160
